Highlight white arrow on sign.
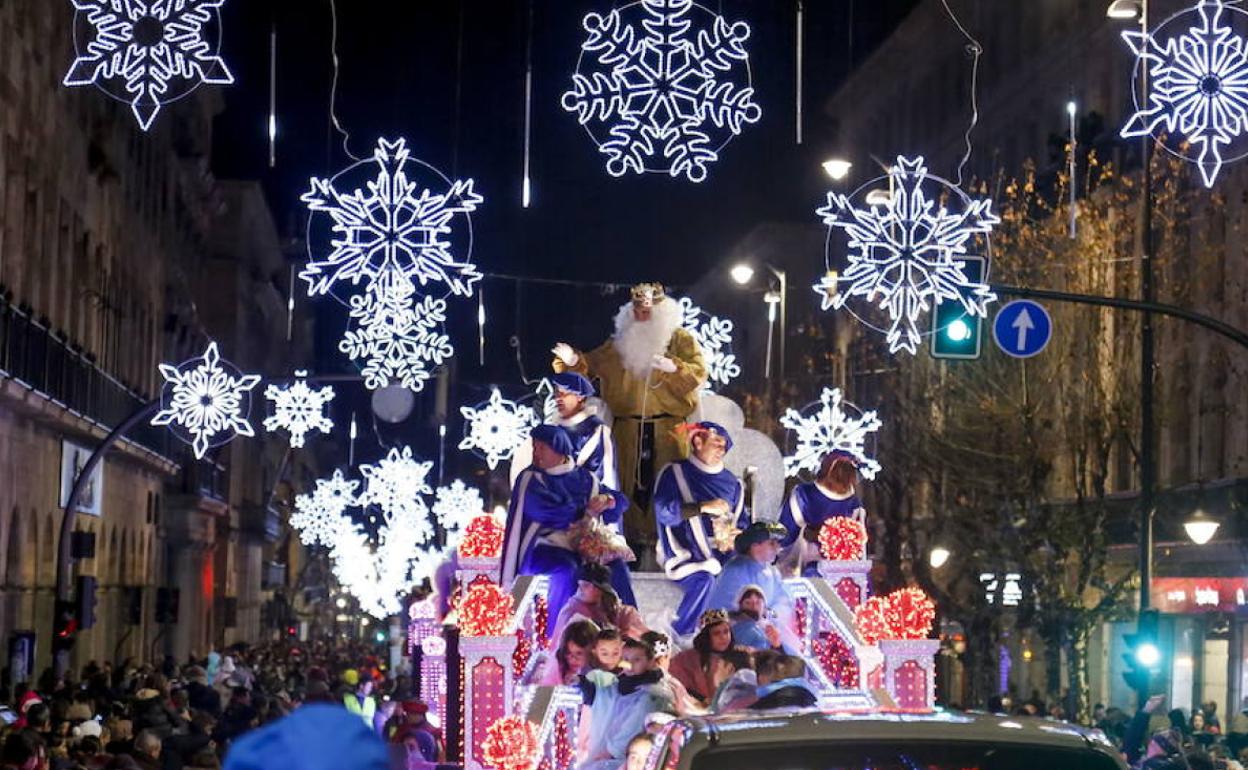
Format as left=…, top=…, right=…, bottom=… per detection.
left=1012, top=307, right=1035, bottom=351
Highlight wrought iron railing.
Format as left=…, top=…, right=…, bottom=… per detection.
left=0, top=295, right=170, bottom=456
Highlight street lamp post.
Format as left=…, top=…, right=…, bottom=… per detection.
left=731, top=261, right=787, bottom=381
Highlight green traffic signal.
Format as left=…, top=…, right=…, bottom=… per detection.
left=930, top=256, right=985, bottom=360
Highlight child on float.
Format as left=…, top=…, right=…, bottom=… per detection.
left=590, top=628, right=625, bottom=675
left=541, top=618, right=601, bottom=686
left=777, top=450, right=867, bottom=577
left=578, top=637, right=677, bottom=770
left=640, top=630, right=696, bottom=716
left=550, top=563, right=647, bottom=649
left=668, top=610, right=752, bottom=710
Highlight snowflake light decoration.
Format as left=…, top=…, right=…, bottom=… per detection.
left=459, top=388, right=539, bottom=470
left=338, top=273, right=453, bottom=392
left=290, top=469, right=359, bottom=547
left=816, top=156, right=999, bottom=355
left=561, top=0, right=762, bottom=182
left=301, top=138, right=483, bottom=299
left=433, top=480, right=486, bottom=537
left=263, top=371, right=335, bottom=448
left=64, top=0, right=234, bottom=131
left=152, top=341, right=260, bottom=459
left=357, top=446, right=437, bottom=545
left=330, top=527, right=442, bottom=618
left=780, top=387, right=882, bottom=480
left=1121, top=0, right=1248, bottom=187
left=678, top=297, right=740, bottom=391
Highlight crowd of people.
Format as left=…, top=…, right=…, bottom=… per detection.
left=0, top=642, right=442, bottom=770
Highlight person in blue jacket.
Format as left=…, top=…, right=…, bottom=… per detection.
left=500, top=425, right=634, bottom=634
left=653, top=422, right=750, bottom=636
left=778, top=450, right=867, bottom=576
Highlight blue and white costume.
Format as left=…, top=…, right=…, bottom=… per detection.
left=706, top=554, right=793, bottom=617
left=778, top=481, right=865, bottom=576
left=550, top=373, right=620, bottom=491
left=654, top=447, right=749, bottom=636
left=500, top=428, right=634, bottom=635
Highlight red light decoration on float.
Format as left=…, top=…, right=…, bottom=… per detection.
left=813, top=630, right=859, bottom=688
left=553, top=709, right=574, bottom=770
left=794, top=597, right=809, bottom=654
left=853, top=595, right=890, bottom=645
left=482, top=715, right=540, bottom=770
left=835, top=576, right=863, bottom=610
left=818, top=517, right=868, bottom=561
left=894, top=658, right=927, bottom=710
left=883, top=586, right=936, bottom=640
left=459, top=514, right=505, bottom=559
left=534, top=595, right=549, bottom=650
left=460, top=583, right=514, bottom=637
left=512, top=628, right=532, bottom=679
left=472, top=658, right=507, bottom=768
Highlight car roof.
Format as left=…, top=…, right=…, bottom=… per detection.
left=668, top=708, right=1122, bottom=760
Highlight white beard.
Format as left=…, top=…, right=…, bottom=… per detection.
left=612, top=299, right=683, bottom=378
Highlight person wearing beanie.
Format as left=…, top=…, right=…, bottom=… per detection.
left=778, top=450, right=867, bottom=576
left=653, top=422, right=750, bottom=636
left=500, top=425, right=632, bottom=634
left=549, top=372, right=620, bottom=491
left=705, top=521, right=793, bottom=620
left=223, top=705, right=388, bottom=770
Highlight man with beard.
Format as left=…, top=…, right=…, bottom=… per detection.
left=551, top=283, right=707, bottom=545
left=652, top=422, right=749, bottom=636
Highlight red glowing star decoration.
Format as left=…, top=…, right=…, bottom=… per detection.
left=458, top=514, right=505, bottom=559
left=853, top=595, right=890, bottom=645
left=482, top=715, right=540, bottom=770
left=883, top=586, right=936, bottom=640
left=459, top=582, right=514, bottom=637
left=818, top=517, right=868, bottom=561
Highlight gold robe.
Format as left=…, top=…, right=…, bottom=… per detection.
left=557, top=328, right=707, bottom=541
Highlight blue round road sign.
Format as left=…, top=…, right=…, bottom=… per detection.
left=992, top=300, right=1052, bottom=358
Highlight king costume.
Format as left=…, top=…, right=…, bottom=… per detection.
left=653, top=423, right=750, bottom=636
left=500, top=426, right=635, bottom=635
left=553, top=284, right=707, bottom=542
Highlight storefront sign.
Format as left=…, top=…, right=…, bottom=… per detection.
left=1151, top=577, right=1248, bottom=614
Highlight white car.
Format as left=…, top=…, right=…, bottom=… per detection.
left=641, top=708, right=1128, bottom=770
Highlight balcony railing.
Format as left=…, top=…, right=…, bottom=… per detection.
left=0, top=294, right=169, bottom=456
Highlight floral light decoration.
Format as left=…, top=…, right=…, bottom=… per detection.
left=481, top=715, right=540, bottom=770
left=459, top=387, right=540, bottom=469
left=853, top=595, right=890, bottom=646
left=818, top=517, right=868, bottom=561
left=781, top=387, right=882, bottom=480
left=457, top=514, right=506, bottom=560
left=458, top=582, right=514, bottom=637
left=883, top=586, right=937, bottom=640
left=433, top=479, right=486, bottom=539
left=263, top=371, right=335, bottom=448
left=151, top=341, right=261, bottom=459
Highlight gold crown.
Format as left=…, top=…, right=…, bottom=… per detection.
left=630, top=283, right=666, bottom=306
left=698, top=609, right=730, bottom=630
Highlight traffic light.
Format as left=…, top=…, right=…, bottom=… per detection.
left=52, top=600, right=77, bottom=654
left=75, top=576, right=97, bottom=630
left=931, top=256, right=986, bottom=360
left=1122, top=609, right=1162, bottom=701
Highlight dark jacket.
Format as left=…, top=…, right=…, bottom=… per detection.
left=184, top=681, right=221, bottom=717
left=751, top=684, right=819, bottom=710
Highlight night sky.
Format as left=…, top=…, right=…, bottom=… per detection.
left=205, top=0, right=919, bottom=477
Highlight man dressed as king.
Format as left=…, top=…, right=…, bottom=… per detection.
left=551, top=283, right=707, bottom=545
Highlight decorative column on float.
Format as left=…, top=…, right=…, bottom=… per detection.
left=815, top=517, right=871, bottom=610
left=855, top=586, right=939, bottom=710
left=458, top=582, right=517, bottom=770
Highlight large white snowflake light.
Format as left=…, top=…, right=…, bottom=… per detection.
left=302, top=138, right=483, bottom=298
left=263, top=371, right=335, bottom=448
left=290, top=469, right=359, bottom=548
left=64, top=0, right=234, bottom=131
left=459, top=388, right=539, bottom=469
left=357, top=446, right=436, bottom=546
left=561, top=0, right=762, bottom=182
left=781, top=387, right=882, bottom=481
left=1121, top=0, right=1248, bottom=187
left=152, top=341, right=260, bottom=459
left=817, top=156, right=999, bottom=355
left=678, top=297, right=740, bottom=391
left=433, top=480, right=486, bottom=537
left=338, top=274, right=453, bottom=392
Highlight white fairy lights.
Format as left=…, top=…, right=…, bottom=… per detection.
left=151, top=341, right=260, bottom=459
left=816, top=156, right=999, bottom=356
left=780, top=387, right=882, bottom=480
left=1121, top=0, right=1248, bottom=187
left=290, top=470, right=358, bottom=547
left=263, top=371, right=335, bottom=447
left=64, top=0, right=234, bottom=131
left=561, top=0, right=762, bottom=182
left=459, top=388, right=540, bottom=470
left=433, top=480, right=486, bottom=539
